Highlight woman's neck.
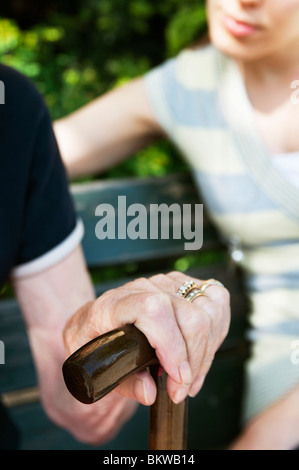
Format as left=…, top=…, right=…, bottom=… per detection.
left=233, top=42, right=299, bottom=155
left=238, top=42, right=299, bottom=87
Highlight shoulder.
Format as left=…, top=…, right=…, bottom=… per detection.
left=143, top=44, right=223, bottom=136
left=0, top=63, right=52, bottom=166
left=147, top=44, right=219, bottom=95
left=0, top=63, right=46, bottom=119
left=172, top=44, right=219, bottom=91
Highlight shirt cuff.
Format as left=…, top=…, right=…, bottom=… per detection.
left=10, top=218, right=84, bottom=280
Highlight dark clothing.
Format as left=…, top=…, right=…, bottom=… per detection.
left=0, top=64, right=76, bottom=289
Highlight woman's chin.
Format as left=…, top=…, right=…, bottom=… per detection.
left=210, top=29, right=263, bottom=62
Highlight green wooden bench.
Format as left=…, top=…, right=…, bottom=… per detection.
left=0, top=172, right=249, bottom=450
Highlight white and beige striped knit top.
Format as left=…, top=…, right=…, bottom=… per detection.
left=144, top=44, right=299, bottom=420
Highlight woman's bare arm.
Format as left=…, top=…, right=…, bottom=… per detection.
left=54, top=77, right=165, bottom=179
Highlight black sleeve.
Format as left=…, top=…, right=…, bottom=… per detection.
left=15, top=104, right=78, bottom=267
left=0, top=63, right=80, bottom=286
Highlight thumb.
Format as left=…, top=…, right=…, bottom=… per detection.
left=115, top=369, right=157, bottom=406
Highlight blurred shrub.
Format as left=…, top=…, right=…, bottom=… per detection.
left=0, top=0, right=207, bottom=179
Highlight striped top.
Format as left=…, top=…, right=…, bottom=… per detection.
left=273, top=152, right=299, bottom=190
left=144, top=45, right=299, bottom=420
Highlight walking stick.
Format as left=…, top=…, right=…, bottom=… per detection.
left=63, top=324, right=187, bottom=450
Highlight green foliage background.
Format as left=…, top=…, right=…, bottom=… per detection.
left=0, top=1, right=209, bottom=292
left=0, top=0, right=207, bottom=180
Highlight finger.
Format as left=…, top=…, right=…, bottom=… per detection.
left=165, top=273, right=223, bottom=400
left=168, top=271, right=230, bottom=370
left=197, top=286, right=231, bottom=349
left=149, top=272, right=200, bottom=392
left=97, top=287, right=192, bottom=388
left=188, top=374, right=206, bottom=398
left=133, top=291, right=192, bottom=387
left=166, top=300, right=212, bottom=403
left=149, top=272, right=211, bottom=402
left=178, top=296, right=228, bottom=399
left=139, top=275, right=202, bottom=403
left=116, top=369, right=157, bottom=406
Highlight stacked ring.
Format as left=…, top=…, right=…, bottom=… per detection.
left=176, top=280, right=206, bottom=304
left=176, top=280, right=198, bottom=298
left=184, top=289, right=206, bottom=303
left=199, top=279, right=224, bottom=293
left=176, top=279, right=224, bottom=303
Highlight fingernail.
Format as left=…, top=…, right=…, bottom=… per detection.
left=173, top=386, right=190, bottom=404
left=179, top=361, right=192, bottom=385
left=134, top=379, right=149, bottom=405
left=188, top=375, right=205, bottom=398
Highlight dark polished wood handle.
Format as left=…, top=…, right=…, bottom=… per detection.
left=62, top=324, right=159, bottom=404
left=62, top=323, right=188, bottom=450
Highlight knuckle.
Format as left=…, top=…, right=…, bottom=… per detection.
left=150, top=273, right=166, bottom=284
left=96, top=288, right=114, bottom=306
left=62, top=326, right=71, bottom=347
left=62, top=320, right=76, bottom=349
left=96, top=289, right=121, bottom=313
left=132, top=276, right=149, bottom=287
left=218, top=286, right=231, bottom=303
left=167, top=270, right=181, bottom=278
left=125, top=276, right=149, bottom=291
left=143, top=291, right=172, bottom=318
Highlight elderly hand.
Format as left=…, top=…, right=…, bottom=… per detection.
left=64, top=272, right=230, bottom=407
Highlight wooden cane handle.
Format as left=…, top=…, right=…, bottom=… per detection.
left=62, top=323, right=188, bottom=449
left=62, top=324, right=159, bottom=404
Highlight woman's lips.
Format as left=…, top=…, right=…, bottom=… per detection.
left=223, top=14, right=260, bottom=38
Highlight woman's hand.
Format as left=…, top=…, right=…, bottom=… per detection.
left=63, top=272, right=230, bottom=408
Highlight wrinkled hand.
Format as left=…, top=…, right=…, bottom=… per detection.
left=64, top=272, right=230, bottom=407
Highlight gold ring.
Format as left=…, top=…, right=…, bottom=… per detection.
left=199, top=279, right=224, bottom=293
left=176, top=280, right=207, bottom=303
left=176, top=280, right=199, bottom=297
left=185, top=288, right=206, bottom=303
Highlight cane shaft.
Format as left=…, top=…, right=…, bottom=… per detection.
left=149, top=365, right=188, bottom=450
